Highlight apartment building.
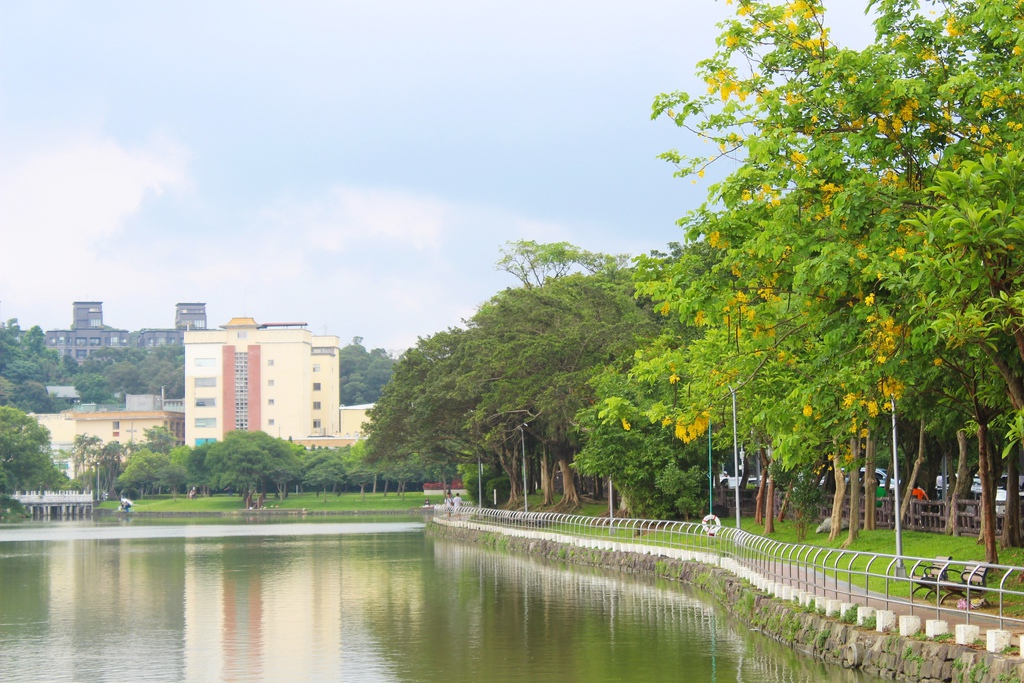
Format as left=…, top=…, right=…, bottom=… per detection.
left=184, top=317, right=340, bottom=446
left=46, top=302, right=209, bottom=359
left=34, top=394, right=186, bottom=477
left=45, top=302, right=130, bottom=360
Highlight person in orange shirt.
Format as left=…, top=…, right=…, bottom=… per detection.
left=911, top=487, right=929, bottom=501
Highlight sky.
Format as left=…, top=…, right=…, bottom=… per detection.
left=0, top=1, right=876, bottom=354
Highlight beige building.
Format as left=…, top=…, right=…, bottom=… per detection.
left=34, top=397, right=186, bottom=478
left=290, top=404, right=372, bottom=449
left=185, top=317, right=340, bottom=446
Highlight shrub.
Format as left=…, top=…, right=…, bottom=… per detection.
left=484, top=476, right=511, bottom=505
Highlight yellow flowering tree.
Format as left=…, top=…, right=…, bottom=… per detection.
left=623, top=0, right=1024, bottom=557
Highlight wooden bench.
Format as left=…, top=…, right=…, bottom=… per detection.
left=939, top=564, right=990, bottom=605
left=910, top=556, right=952, bottom=601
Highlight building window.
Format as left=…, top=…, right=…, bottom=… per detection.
left=313, top=401, right=321, bottom=410
left=76, top=349, right=88, bottom=359
left=195, top=377, right=217, bottom=388
left=195, top=437, right=217, bottom=446
left=89, top=337, right=101, bottom=346
left=268, top=419, right=275, bottom=426
left=268, top=379, right=275, bottom=387
left=75, top=338, right=87, bottom=346
left=235, top=352, right=249, bottom=431
left=268, top=399, right=275, bottom=406
left=237, top=331, right=247, bottom=339
left=194, top=358, right=215, bottom=367
left=267, top=359, right=274, bottom=366
left=313, top=383, right=321, bottom=391
left=195, top=397, right=216, bottom=407
left=112, top=421, right=120, bottom=430
left=195, top=418, right=216, bottom=428
left=313, top=364, right=320, bottom=372
left=313, top=420, right=321, bottom=429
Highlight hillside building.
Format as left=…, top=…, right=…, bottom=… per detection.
left=45, top=302, right=208, bottom=359
left=45, top=302, right=130, bottom=360
left=184, top=317, right=340, bottom=446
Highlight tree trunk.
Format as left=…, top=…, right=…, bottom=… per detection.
left=1003, top=448, right=1021, bottom=548
left=500, top=445, right=522, bottom=507
left=764, top=475, right=775, bottom=534
left=556, top=455, right=579, bottom=509
left=844, top=438, right=861, bottom=548
left=540, top=447, right=554, bottom=507
left=828, top=446, right=846, bottom=542
left=864, top=434, right=877, bottom=531
left=978, top=422, right=999, bottom=564
left=372, top=474, right=378, bottom=494
left=900, top=417, right=926, bottom=522
left=360, top=483, right=366, bottom=502
left=945, top=430, right=970, bottom=536
left=754, top=446, right=770, bottom=526
left=777, top=483, right=791, bottom=522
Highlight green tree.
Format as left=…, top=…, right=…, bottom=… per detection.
left=0, top=406, right=62, bottom=492
left=338, top=338, right=395, bottom=405
left=74, top=373, right=115, bottom=404
left=142, top=426, right=177, bottom=455
left=303, top=449, right=347, bottom=497
left=205, top=431, right=295, bottom=508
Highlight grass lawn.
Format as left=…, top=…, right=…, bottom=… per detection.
left=98, top=491, right=433, bottom=513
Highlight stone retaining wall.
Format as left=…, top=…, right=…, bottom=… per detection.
left=430, top=523, right=1024, bottom=683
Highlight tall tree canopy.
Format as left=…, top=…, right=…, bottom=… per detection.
left=602, top=0, right=1024, bottom=560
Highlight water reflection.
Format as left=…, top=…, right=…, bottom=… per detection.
left=0, top=521, right=878, bottom=682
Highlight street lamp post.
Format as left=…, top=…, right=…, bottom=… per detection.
left=708, top=416, right=714, bottom=516
left=890, top=396, right=906, bottom=576
left=730, top=386, right=741, bottom=529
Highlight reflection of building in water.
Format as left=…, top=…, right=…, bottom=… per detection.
left=180, top=533, right=425, bottom=682
left=183, top=539, right=347, bottom=682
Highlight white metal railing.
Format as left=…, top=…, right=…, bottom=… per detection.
left=13, top=491, right=94, bottom=504
left=435, top=507, right=1024, bottom=630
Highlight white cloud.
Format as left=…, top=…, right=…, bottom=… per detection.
left=0, top=133, right=190, bottom=321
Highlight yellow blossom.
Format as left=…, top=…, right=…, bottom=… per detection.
left=621, top=418, right=631, bottom=431
left=803, top=404, right=813, bottom=417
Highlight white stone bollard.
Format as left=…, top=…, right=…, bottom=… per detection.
left=839, top=602, right=855, bottom=619
left=779, top=586, right=793, bottom=601
left=792, top=590, right=804, bottom=604
left=801, top=592, right=815, bottom=608
left=925, top=620, right=948, bottom=638
left=899, top=615, right=921, bottom=637
left=856, top=605, right=875, bottom=626
left=987, top=630, right=1011, bottom=653
left=826, top=599, right=842, bottom=617
left=814, top=596, right=828, bottom=613
left=875, top=610, right=896, bottom=633
left=955, top=624, right=980, bottom=646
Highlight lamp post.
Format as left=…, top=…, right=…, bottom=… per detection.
left=477, top=453, right=483, bottom=508
left=520, top=424, right=528, bottom=513
left=730, top=386, right=741, bottom=529
left=708, top=415, right=714, bottom=516
left=890, top=396, right=906, bottom=576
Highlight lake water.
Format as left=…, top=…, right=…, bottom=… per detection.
left=0, top=517, right=879, bottom=682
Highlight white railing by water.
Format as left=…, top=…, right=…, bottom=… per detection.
left=13, top=491, right=94, bottom=504
left=435, top=506, right=1024, bottom=630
